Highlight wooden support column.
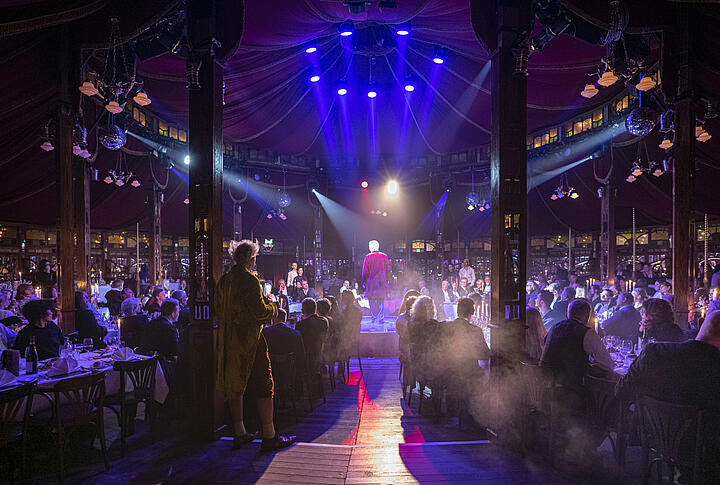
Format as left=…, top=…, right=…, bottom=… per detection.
left=73, top=160, right=91, bottom=291
left=600, top=183, right=616, bottom=286
left=187, top=0, right=225, bottom=440
left=313, top=205, right=323, bottom=288
left=472, top=0, right=531, bottom=357
left=148, top=185, right=162, bottom=286
left=57, top=25, right=77, bottom=333
left=233, top=202, right=242, bottom=241
left=668, top=5, right=693, bottom=329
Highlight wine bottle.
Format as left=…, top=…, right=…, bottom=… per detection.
left=25, top=336, right=38, bottom=374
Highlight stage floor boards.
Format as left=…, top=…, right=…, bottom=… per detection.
left=360, top=315, right=397, bottom=333
left=64, top=359, right=575, bottom=484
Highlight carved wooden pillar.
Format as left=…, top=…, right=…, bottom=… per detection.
left=148, top=185, right=162, bottom=286
left=473, top=0, right=531, bottom=356
left=57, top=25, right=77, bottom=333
left=233, top=202, right=242, bottom=241
left=187, top=0, right=226, bottom=440
left=73, top=160, right=91, bottom=292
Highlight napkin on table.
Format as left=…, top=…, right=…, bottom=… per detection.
left=111, top=347, right=136, bottom=361
left=0, top=369, right=16, bottom=387
left=47, top=357, right=80, bottom=377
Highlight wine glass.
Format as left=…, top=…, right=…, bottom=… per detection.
left=82, top=338, right=94, bottom=352
left=620, top=340, right=633, bottom=361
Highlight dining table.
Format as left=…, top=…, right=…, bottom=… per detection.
left=1, top=347, right=169, bottom=412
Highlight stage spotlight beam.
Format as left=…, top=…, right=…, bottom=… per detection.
left=386, top=180, right=399, bottom=196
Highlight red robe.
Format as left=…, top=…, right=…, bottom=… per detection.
left=362, top=251, right=389, bottom=299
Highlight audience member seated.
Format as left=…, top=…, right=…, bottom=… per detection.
left=418, top=279, right=430, bottom=296
left=588, top=283, right=602, bottom=308
left=0, top=290, right=15, bottom=320
left=171, top=290, right=190, bottom=331
left=653, top=279, right=674, bottom=305
left=15, top=299, right=62, bottom=360
left=14, top=284, right=34, bottom=315
left=435, top=280, right=458, bottom=320
left=396, top=292, right=419, bottom=377
left=540, top=299, right=614, bottom=409
left=594, top=288, right=615, bottom=318
left=525, top=307, right=546, bottom=362
left=297, top=280, right=319, bottom=300
left=552, top=286, right=575, bottom=317
left=632, top=287, right=648, bottom=310
left=640, top=297, right=684, bottom=342
left=273, top=279, right=289, bottom=297
left=0, top=318, right=16, bottom=350
left=104, top=279, right=125, bottom=317
left=603, top=291, right=641, bottom=340
left=536, top=290, right=563, bottom=331
left=119, top=297, right=149, bottom=350
left=616, top=310, right=720, bottom=480
left=122, top=287, right=134, bottom=300
left=75, top=290, right=107, bottom=349
left=441, top=298, right=490, bottom=391
left=408, top=296, right=443, bottom=382
left=295, top=298, right=328, bottom=372
left=316, top=298, right=337, bottom=362
left=140, top=298, right=180, bottom=358
left=263, top=308, right=306, bottom=365
left=144, top=286, right=166, bottom=314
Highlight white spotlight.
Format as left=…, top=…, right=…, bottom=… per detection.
left=386, top=180, right=399, bottom=196
left=183, top=155, right=190, bottom=165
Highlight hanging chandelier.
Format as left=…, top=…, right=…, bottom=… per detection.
left=102, top=151, right=140, bottom=188
left=278, top=169, right=291, bottom=208
left=77, top=18, right=150, bottom=114
left=550, top=173, right=579, bottom=200
left=466, top=169, right=479, bottom=210
left=626, top=138, right=666, bottom=182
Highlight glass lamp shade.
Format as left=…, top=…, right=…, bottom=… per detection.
left=631, top=167, right=644, bottom=177
left=40, top=140, right=54, bottom=151
left=581, top=84, right=598, bottom=98
left=106, top=101, right=123, bottom=114
left=104, top=176, right=113, bottom=184
left=659, top=138, right=673, bottom=150
left=550, top=193, right=558, bottom=200
left=131, top=179, right=141, bottom=188
left=78, top=81, right=99, bottom=96
left=570, top=191, right=579, bottom=199
left=183, top=198, right=190, bottom=205
left=636, top=76, right=656, bottom=92
left=79, top=148, right=91, bottom=158
left=597, top=71, right=618, bottom=87
left=133, top=91, right=151, bottom=106
left=115, top=179, right=125, bottom=187
left=696, top=125, right=704, bottom=138
left=698, top=130, right=712, bottom=142
left=625, top=106, right=657, bottom=136
left=73, top=144, right=82, bottom=155
left=653, top=168, right=664, bottom=177
left=626, top=175, right=637, bottom=183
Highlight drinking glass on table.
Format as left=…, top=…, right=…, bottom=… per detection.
left=60, top=338, right=73, bottom=358
left=619, top=340, right=633, bottom=361
left=81, top=338, right=94, bottom=352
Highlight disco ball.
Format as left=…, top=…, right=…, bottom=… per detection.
left=625, top=107, right=657, bottom=136
left=465, top=191, right=480, bottom=207
left=101, top=124, right=126, bottom=150
left=278, top=191, right=291, bottom=208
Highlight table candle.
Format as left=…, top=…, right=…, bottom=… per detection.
left=117, top=317, right=121, bottom=340
left=34, top=286, right=41, bottom=298
left=594, top=317, right=599, bottom=334
left=18, top=271, right=22, bottom=282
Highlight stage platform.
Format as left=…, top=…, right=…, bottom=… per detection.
left=359, top=315, right=399, bottom=358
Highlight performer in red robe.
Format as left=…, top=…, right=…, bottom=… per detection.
left=362, top=240, right=390, bottom=325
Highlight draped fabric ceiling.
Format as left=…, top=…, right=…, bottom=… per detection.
left=1, top=0, right=720, bottom=241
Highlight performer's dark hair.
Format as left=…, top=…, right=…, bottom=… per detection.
left=302, top=298, right=317, bottom=315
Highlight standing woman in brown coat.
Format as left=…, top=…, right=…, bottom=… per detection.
left=215, top=240, right=295, bottom=451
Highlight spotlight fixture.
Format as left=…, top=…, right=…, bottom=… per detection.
left=550, top=173, right=578, bottom=200
left=395, top=22, right=410, bottom=36
left=581, top=83, right=598, bottom=98
left=386, top=180, right=399, bottom=196
left=335, top=79, right=348, bottom=96
left=305, top=43, right=317, bottom=54
left=431, top=46, right=446, bottom=64
left=403, top=76, right=416, bottom=92
left=361, top=180, right=369, bottom=189
left=367, top=82, right=378, bottom=99
left=635, top=74, right=656, bottom=92
left=310, top=74, right=320, bottom=83
left=183, top=154, right=190, bottom=165
left=529, top=0, right=572, bottom=52
left=338, top=20, right=354, bottom=37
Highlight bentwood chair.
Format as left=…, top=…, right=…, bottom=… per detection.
left=104, top=356, right=158, bottom=456
left=584, top=374, right=627, bottom=480
left=636, top=395, right=708, bottom=485
left=269, top=352, right=300, bottom=421
left=0, top=382, right=34, bottom=482
left=43, top=372, right=109, bottom=484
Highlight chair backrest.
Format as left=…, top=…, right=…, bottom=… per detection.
left=52, top=372, right=106, bottom=425
left=636, top=394, right=704, bottom=470
left=584, top=374, right=621, bottom=429
left=269, top=353, right=297, bottom=393
left=113, top=356, right=157, bottom=402
left=519, top=361, right=552, bottom=410
left=0, top=383, right=34, bottom=446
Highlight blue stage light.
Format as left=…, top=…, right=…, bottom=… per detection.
left=336, top=80, right=348, bottom=96
left=432, top=46, right=446, bottom=64
left=305, top=44, right=317, bottom=54
left=338, top=21, right=354, bottom=37
left=404, top=82, right=415, bottom=92
left=367, top=82, right=378, bottom=98
left=396, top=23, right=410, bottom=36
left=310, top=74, right=320, bottom=83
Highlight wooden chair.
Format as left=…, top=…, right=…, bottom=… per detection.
left=0, top=383, right=34, bottom=482
left=269, top=352, right=300, bottom=420
left=104, top=356, right=158, bottom=456
left=636, top=395, right=707, bottom=485
left=44, top=372, right=109, bottom=484
left=584, top=374, right=627, bottom=480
